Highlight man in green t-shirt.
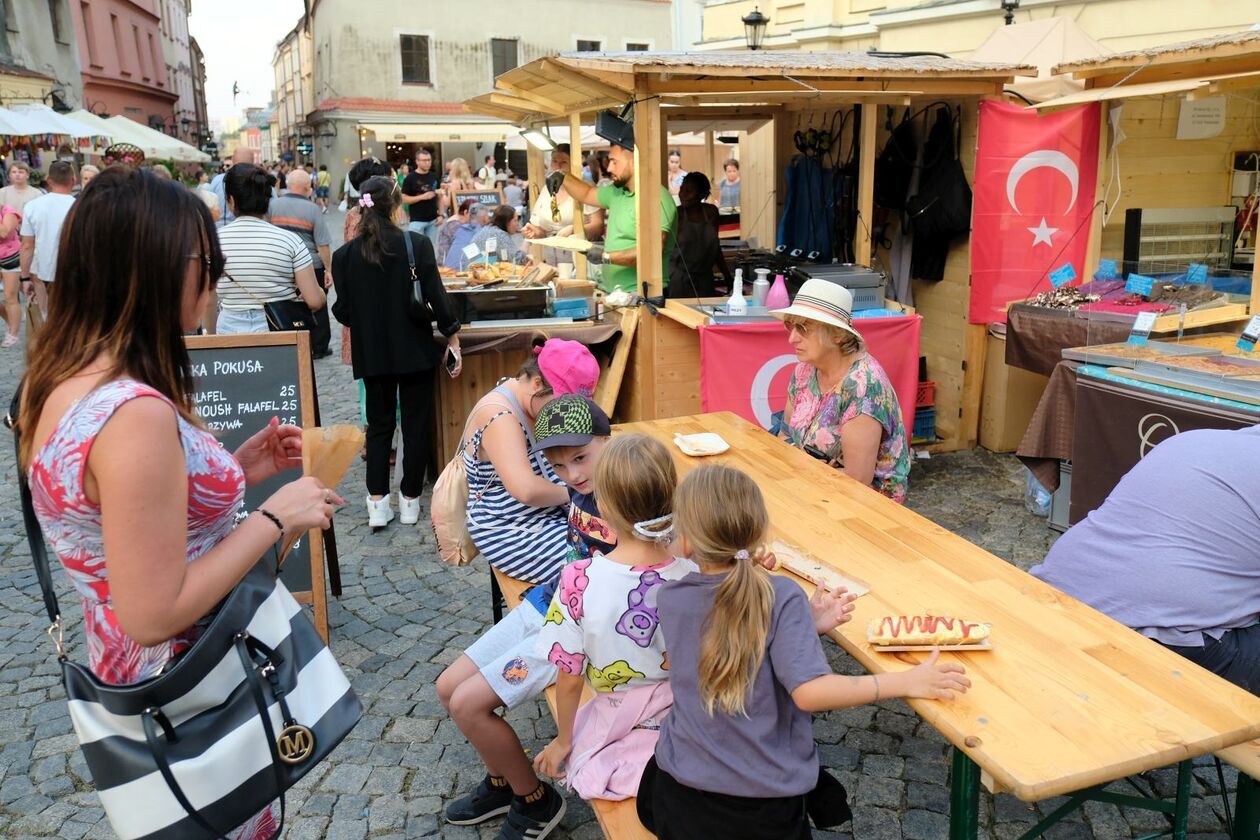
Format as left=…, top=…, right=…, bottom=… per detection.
left=546, top=132, right=676, bottom=295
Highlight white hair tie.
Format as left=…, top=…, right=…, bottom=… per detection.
left=734, top=549, right=750, bottom=561
left=633, top=514, right=675, bottom=546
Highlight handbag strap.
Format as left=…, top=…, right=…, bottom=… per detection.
left=402, top=230, right=417, bottom=281
left=222, top=271, right=298, bottom=308
left=492, top=385, right=549, bottom=475
left=7, top=384, right=62, bottom=634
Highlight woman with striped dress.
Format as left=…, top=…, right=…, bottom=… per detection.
left=462, top=339, right=600, bottom=583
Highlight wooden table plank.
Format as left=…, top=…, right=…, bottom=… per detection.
left=617, top=412, right=1260, bottom=802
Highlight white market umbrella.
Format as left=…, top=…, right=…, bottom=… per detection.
left=0, top=106, right=71, bottom=148
left=105, top=116, right=209, bottom=163
left=10, top=103, right=110, bottom=150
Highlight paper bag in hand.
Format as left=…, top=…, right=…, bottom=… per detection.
left=279, top=425, right=364, bottom=562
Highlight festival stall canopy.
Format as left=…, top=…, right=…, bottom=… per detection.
left=969, top=16, right=1111, bottom=103
left=0, top=106, right=71, bottom=148
left=104, top=115, right=210, bottom=162
left=9, top=103, right=111, bottom=149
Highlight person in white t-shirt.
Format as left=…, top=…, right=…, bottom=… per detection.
left=476, top=155, right=497, bottom=187
left=215, top=163, right=324, bottom=335
left=19, top=161, right=76, bottom=317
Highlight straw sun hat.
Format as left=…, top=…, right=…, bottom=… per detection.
left=769, top=278, right=863, bottom=342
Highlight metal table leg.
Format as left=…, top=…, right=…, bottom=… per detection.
left=950, top=747, right=982, bottom=840
left=1236, top=773, right=1259, bottom=840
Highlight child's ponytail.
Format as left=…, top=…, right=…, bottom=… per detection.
left=674, top=465, right=774, bottom=717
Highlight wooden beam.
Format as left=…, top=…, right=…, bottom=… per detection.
left=646, top=78, right=1002, bottom=95
left=1060, top=42, right=1260, bottom=80
left=1184, top=70, right=1260, bottom=100
left=488, top=91, right=563, bottom=117
left=495, top=79, right=568, bottom=115
left=570, top=111, right=588, bottom=279
left=633, top=76, right=663, bottom=418
left=465, top=97, right=530, bottom=123
left=854, top=103, right=877, bottom=266
left=658, top=89, right=925, bottom=100
left=561, top=56, right=1024, bottom=83
left=539, top=59, right=633, bottom=103
left=1077, top=55, right=1260, bottom=87
left=704, top=129, right=716, bottom=184
left=660, top=107, right=777, bottom=120
left=782, top=94, right=914, bottom=110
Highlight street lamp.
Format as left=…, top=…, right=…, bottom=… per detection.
left=1001, top=0, right=1020, bottom=25
left=742, top=6, right=769, bottom=50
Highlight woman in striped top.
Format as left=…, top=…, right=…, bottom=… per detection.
left=462, top=339, right=601, bottom=583
left=215, top=163, right=325, bottom=334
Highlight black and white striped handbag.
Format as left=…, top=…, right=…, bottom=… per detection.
left=12, top=397, right=362, bottom=840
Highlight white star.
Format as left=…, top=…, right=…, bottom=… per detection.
left=1028, top=217, right=1059, bottom=247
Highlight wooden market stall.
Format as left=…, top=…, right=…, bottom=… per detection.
left=466, top=51, right=1036, bottom=452
left=1029, top=30, right=1260, bottom=336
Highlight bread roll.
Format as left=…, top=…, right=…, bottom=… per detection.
left=867, top=615, right=990, bottom=646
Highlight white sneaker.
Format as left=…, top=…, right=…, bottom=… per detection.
left=367, top=495, right=394, bottom=529
left=399, top=495, right=421, bottom=525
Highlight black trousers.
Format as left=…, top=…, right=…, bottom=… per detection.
left=1164, top=624, right=1260, bottom=696
left=309, top=268, right=332, bottom=357
left=362, top=370, right=434, bottom=499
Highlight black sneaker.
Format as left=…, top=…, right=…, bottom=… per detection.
left=497, top=783, right=567, bottom=840
left=444, top=775, right=513, bottom=825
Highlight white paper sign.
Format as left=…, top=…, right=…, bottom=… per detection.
left=1128, top=311, right=1159, bottom=346
left=1177, top=96, right=1226, bottom=140
left=462, top=243, right=480, bottom=260
left=486, top=237, right=498, bottom=253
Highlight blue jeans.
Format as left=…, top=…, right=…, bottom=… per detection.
left=1165, top=624, right=1260, bottom=695
left=216, top=307, right=269, bottom=334
left=407, top=220, right=437, bottom=241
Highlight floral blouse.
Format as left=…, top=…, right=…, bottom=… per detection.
left=784, top=357, right=910, bottom=503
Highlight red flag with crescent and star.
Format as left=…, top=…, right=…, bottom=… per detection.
left=969, top=100, right=1101, bottom=323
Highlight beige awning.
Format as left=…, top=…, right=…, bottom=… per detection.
left=1033, top=70, right=1260, bottom=109
left=359, top=122, right=516, bottom=143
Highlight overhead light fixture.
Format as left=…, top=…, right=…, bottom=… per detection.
left=742, top=6, right=769, bottom=51
left=595, top=109, right=634, bottom=151
left=717, top=134, right=738, bottom=144
left=520, top=124, right=556, bottom=150
left=1001, top=0, right=1020, bottom=25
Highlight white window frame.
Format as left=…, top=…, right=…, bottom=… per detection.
left=573, top=35, right=604, bottom=52
left=622, top=38, right=654, bottom=51
left=396, top=29, right=435, bottom=88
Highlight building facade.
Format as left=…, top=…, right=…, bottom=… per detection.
left=697, top=0, right=1260, bottom=54
left=0, top=1, right=84, bottom=110
left=71, top=0, right=176, bottom=128
left=156, top=0, right=196, bottom=145
left=189, top=36, right=208, bottom=151
left=306, top=0, right=673, bottom=182
left=273, top=18, right=315, bottom=164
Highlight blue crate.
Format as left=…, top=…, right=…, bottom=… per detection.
left=912, top=407, right=936, bottom=442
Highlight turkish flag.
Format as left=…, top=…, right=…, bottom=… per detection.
left=970, top=100, right=1100, bottom=324
left=697, top=317, right=921, bottom=431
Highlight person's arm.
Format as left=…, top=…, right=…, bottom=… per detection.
left=414, top=233, right=461, bottom=338
left=330, top=246, right=350, bottom=324
left=792, top=650, right=970, bottom=712
left=19, top=235, right=33, bottom=280
left=557, top=172, right=598, bottom=208
left=203, top=288, right=218, bottom=334
left=478, top=410, right=568, bottom=507
left=708, top=205, right=733, bottom=282
left=314, top=215, right=332, bottom=278
left=294, top=264, right=325, bottom=311
left=583, top=208, right=605, bottom=241
left=604, top=230, right=669, bottom=268
left=534, top=670, right=583, bottom=778
left=837, top=413, right=883, bottom=487
left=317, top=245, right=332, bottom=282
left=0, top=209, right=19, bottom=239
left=91, top=397, right=335, bottom=646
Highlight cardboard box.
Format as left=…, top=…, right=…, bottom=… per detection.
left=980, top=333, right=1049, bottom=453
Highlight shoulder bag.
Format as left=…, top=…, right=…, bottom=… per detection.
left=8, top=389, right=360, bottom=840
left=402, top=231, right=432, bottom=325
left=222, top=271, right=312, bottom=332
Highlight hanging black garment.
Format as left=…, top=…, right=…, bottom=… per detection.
left=874, top=109, right=918, bottom=212
left=907, top=105, right=972, bottom=281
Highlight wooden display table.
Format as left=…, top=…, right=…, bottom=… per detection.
left=628, top=413, right=1260, bottom=839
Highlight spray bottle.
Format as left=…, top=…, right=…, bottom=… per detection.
left=752, top=268, right=771, bottom=307
left=726, top=268, right=747, bottom=316
left=765, top=273, right=790, bottom=310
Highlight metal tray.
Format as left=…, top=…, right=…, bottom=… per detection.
left=1061, top=341, right=1221, bottom=368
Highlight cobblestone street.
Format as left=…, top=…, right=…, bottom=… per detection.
left=0, top=212, right=1240, bottom=839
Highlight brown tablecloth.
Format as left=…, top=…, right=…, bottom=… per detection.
left=1005, top=305, right=1129, bottom=376
left=1015, top=360, right=1081, bottom=492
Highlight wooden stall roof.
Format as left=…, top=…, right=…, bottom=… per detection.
left=1053, top=29, right=1260, bottom=85
left=466, top=50, right=1036, bottom=124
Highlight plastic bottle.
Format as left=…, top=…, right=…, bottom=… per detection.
left=726, top=268, right=747, bottom=316
left=752, top=268, right=771, bottom=307
left=765, top=273, right=790, bottom=310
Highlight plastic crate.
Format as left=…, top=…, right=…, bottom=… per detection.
left=912, top=407, right=936, bottom=442
left=915, top=380, right=936, bottom=408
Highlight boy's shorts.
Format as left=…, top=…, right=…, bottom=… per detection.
left=315, top=186, right=330, bottom=198
left=466, top=602, right=557, bottom=710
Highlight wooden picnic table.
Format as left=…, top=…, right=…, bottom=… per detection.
left=619, top=413, right=1260, bottom=839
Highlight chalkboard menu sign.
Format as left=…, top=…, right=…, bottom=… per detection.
left=185, top=332, right=329, bottom=639
left=454, top=188, right=505, bottom=209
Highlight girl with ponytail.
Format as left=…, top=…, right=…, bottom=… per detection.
left=639, top=464, right=971, bottom=839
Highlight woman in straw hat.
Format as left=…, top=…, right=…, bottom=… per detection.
left=771, top=278, right=911, bottom=502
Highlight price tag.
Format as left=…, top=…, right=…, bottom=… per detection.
left=486, top=237, right=498, bottom=253
left=462, top=243, right=480, bottom=260
left=1049, top=263, right=1077, bottom=288
left=1127, top=311, right=1159, bottom=346
left=1185, top=263, right=1209, bottom=285
left=1125, top=273, right=1155, bottom=296
left=1238, top=315, right=1260, bottom=353
left=1098, top=258, right=1118, bottom=279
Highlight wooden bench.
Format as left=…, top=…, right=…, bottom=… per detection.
left=1216, top=739, right=1259, bottom=840
left=491, top=568, right=657, bottom=840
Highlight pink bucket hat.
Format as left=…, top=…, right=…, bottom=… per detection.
left=535, top=338, right=600, bottom=398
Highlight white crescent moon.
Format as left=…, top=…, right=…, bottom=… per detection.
left=1006, top=149, right=1079, bottom=215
